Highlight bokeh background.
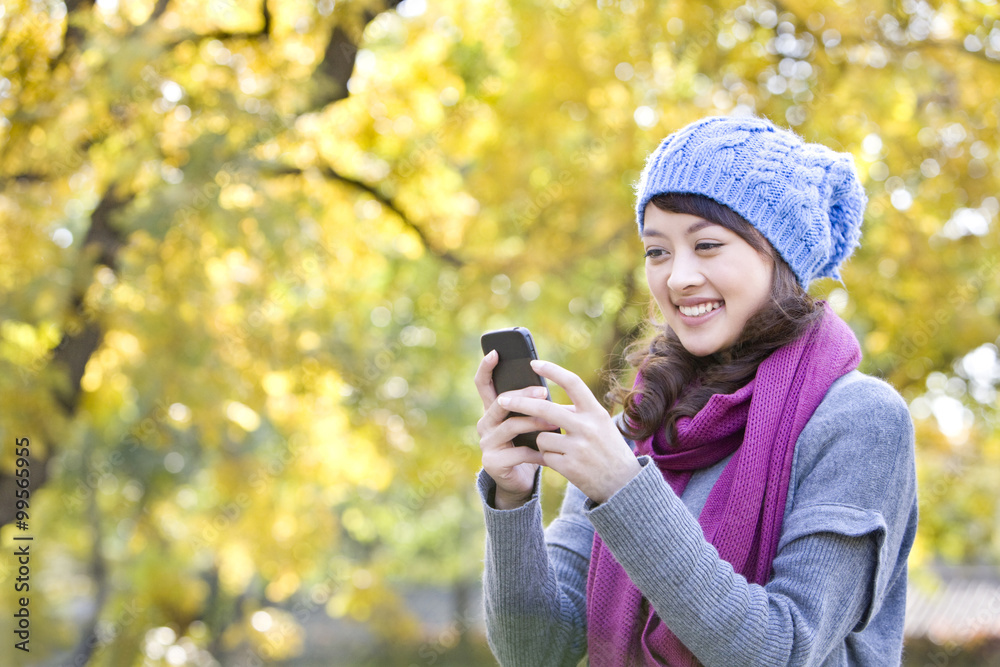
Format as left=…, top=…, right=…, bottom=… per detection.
left=1, top=0, right=999, bottom=664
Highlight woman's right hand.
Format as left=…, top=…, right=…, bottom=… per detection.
left=475, top=350, right=550, bottom=509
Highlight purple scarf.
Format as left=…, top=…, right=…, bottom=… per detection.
left=586, top=303, right=861, bottom=666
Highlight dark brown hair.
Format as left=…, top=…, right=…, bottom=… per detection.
left=607, top=193, right=821, bottom=444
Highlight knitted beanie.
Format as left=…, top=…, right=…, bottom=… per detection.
left=634, top=115, right=867, bottom=287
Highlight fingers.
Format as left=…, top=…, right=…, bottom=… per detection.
left=478, top=412, right=560, bottom=450
left=474, top=349, right=499, bottom=409
left=497, top=389, right=584, bottom=432
left=529, top=360, right=604, bottom=412
left=482, top=442, right=545, bottom=470
left=534, top=430, right=565, bottom=456
left=478, top=384, right=548, bottom=428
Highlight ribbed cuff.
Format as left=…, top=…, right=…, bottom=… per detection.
left=477, top=468, right=545, bottom=562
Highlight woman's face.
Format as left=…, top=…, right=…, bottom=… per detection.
left=642, top=206, right=774, bottom=357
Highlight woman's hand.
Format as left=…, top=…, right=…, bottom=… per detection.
left=475, top=350, right=551, bottom=509
left=497, top=360, right=642, bottom=504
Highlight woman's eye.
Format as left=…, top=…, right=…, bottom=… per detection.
left=644, top=248, right=667, bottom=259
left=696, top=242, right=723, bottom=252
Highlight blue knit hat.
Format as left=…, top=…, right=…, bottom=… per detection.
left=634, top=115, right=866, bottom=287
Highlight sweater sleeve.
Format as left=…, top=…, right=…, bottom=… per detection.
left=478, top=468, right=592, bottom=667
left=589, top=460, right=876, bottom=665
left=587, top=373, right=917, bottom=666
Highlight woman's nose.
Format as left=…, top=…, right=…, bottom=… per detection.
left=667, top=252, right=704, bottom=292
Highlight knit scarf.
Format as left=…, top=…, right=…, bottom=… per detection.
left=586, top=302, right=861, bottom=666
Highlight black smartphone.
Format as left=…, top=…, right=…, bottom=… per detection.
left=480, top=327, right=557, bottom=450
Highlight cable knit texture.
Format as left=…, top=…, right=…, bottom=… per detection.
left=633, top=115, right=866, bottom=287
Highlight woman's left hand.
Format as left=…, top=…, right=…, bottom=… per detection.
left=497, top=359, right=642, bottom=504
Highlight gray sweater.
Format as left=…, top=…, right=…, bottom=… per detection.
left=478, top=371, right=918, bottom=666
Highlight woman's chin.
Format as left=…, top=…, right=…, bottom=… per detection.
left=676, top=331, right=738, bottom=358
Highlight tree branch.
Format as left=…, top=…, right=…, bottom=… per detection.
left=51, top=185, right=130, bottom=412
left=0, top=185, right=130, bottom=528
left=1, top=172, right=48, bottom=186
left=156, top=0, right=272, bottom=50
left=262, top=0, right=273, bottom=38
left=311, top=24, right=359, bottom=108
left=309, top=0, right=404, bottom=110
left=263, top=163, right=463, bottom=267
left=54, top=0, right=96, bottom=67
left=66, top=475, right=110, bottom=667
left=145, top=0, right=171, bottom=26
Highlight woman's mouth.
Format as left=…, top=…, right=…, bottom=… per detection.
left=677, top=301, right=724, bottom=317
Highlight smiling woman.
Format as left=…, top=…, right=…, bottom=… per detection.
left=473, top=115, right=918, bottom=666
left=641, top=204, right=774, bottom=358
left=624, top=191, right=819, bottom=445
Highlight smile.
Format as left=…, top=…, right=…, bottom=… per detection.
left=677, top=301, right=724, bottom=317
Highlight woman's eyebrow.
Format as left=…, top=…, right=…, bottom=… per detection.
left=686, top=220, right=715, bottom=234
left=642, top=220, right=716, bottom=238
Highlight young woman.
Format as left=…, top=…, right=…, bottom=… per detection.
left=473, top=115, right=918, bottom=666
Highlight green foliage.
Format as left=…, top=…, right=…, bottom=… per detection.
left=1, top=0, right=998, bottom=663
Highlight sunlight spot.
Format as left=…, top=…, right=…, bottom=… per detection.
left=52, top=228, right=73, bottom=248
left=397, top=0, right=426, bottom=18
left=634, top=106, right=657, bottom=128
left=890, top=189, right=913, bottom=211
left=226, top=401, right=261, bottom=431
left=827, top=288, right=849, bottom=314
left=161, top=80, right=183, bottom=103
left=251, top=610, right=273, bottom=632
left=164, top=452, right=185, bottom=474
left=615, top=62, right=634, bottom=81
left=861, top=133, right=883, bottom=159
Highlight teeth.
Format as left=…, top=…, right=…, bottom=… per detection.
left=678, top=301, right=723, bottom=317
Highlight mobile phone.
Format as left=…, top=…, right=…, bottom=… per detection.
left=480, top=327, right=557, bottom=450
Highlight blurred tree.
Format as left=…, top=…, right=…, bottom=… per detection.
left=0, top=0, right=998, bottom=664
